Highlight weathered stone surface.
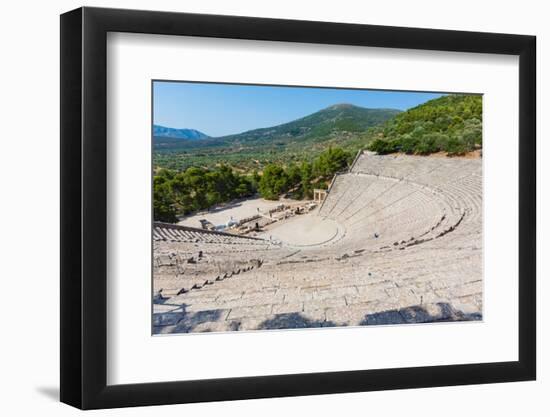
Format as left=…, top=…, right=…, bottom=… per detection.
left=152, top=312, right=185, bottom=327
left=352, top=286, right=389, bottom=303
left=192, top=320, right=241, bottom=333
left=272, top=302, right=304, bottom=315
left=303, top=298, right=346, bottom=312
left=364, top=310, right=406, bottom=326
left=325, top=306, right=371, bottom=326
left=152, top=154, right=483, bottom=333
left=227, top=304, right=273, bottom=320
left=312, top=286, right=358, bottom=300
left=384, top=286, right=422, bottom=307
left=259, top=312, right=326, bottom=329
left=280, top=290, right=315, bottom=303
left=300, top=308, right=327, bottom=323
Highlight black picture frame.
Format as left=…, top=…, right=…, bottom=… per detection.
left=60, top=6, right=536, bottom=410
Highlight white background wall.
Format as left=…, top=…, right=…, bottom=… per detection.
left=0, top=0, right=546, bottom=415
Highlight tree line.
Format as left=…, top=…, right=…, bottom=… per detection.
left=154, top=147, right=351, bottom=222
left=367, top=94, right=482, bottom=156
left=154, top=95, right=483, bottom=222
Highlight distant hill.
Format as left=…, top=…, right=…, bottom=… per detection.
left=155, top=104, right=400, bottom=151
left=153, top=124, right=209, bottom=140
left=367, top=94, right=482, bottom=156
left=218, top=104, right=401, bottom=147
left=153, top=104, right=401, bottom=160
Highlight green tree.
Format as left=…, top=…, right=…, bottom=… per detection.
left=367, top=138, right=397, bottom=154
left=313, top=147, right=350, bottom=178
left=415, top=133, right=441, bottom=154
left=462, top=118, right=482, bottom=146
left=444, top=136, right=468, bottom=155
left=259, top=164, right=288, bottom=200
left=286, top=164, right=302, bottom=188
left=300, top=161, right=313, bottom=199
left=153, top=165, right=258, bottom=218
left=184, top=167, right=208, bottom=210
left=153, top=180, right=177, bottom=223
left=369, top=94, right=482, bottom=156
left=399, top=134, right=418, bottom=154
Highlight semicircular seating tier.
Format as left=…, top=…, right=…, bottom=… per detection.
left=153, top=152, right=483, bottom=334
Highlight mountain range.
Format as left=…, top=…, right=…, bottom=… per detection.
left=153, top=125, right=209, bottom=140
left=152, top=94, right=482, bottom=171
left=153, top=104, right=401, bottom=151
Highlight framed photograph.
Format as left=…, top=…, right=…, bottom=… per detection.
left=60, top=7, right=536, bottom=409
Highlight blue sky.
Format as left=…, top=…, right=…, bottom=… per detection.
left=153, top=81, right=445, bottom=137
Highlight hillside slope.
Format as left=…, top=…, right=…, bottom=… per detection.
left=153, top=124, right=210, bottom=139
left=219, top=104, right=401, bottom=147
left=153, top=124, right=210, bottom=150
left=367, top=94, right=482, bottom=155
left=154, top=104, right=401, bottom=170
